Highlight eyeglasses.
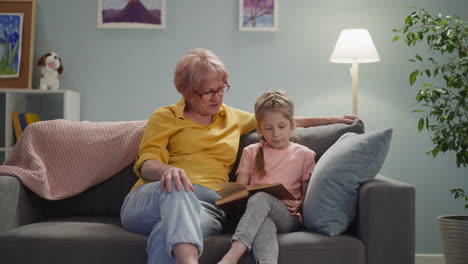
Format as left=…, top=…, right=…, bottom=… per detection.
left=195, top=82, right=230, bottom=101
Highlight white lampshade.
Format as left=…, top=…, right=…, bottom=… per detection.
left=330, top=29, right=380, bottom=63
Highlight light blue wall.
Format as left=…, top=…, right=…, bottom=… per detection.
left=28, top=0, right=468, bottom=254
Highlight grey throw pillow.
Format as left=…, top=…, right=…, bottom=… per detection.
left=302, top=128, right=393, bottom=236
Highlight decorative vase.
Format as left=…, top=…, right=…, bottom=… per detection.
left=438, top=215, right=468, bottom=264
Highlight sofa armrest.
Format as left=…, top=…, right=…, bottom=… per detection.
left=0, top=175, right=43, bottom=234
left=357, top=175, right=415, bottom=264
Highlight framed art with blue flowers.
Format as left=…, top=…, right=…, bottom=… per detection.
left=0, top=0, right=36, bottom=89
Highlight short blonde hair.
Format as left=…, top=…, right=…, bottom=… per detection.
left=174, top=49, right=228, bottom=96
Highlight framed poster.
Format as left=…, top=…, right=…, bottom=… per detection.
left=239, top=0, right=278, bottom=32
left=97, top=0, right=166, bottom=29
left=0, top=0, right=36, bottom=89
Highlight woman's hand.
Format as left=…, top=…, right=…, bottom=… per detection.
left=282, top=200, right=302, bottom=215
left=159, top=167, right=195, bottom=193
left=141, top=160, right=195, bottom=192
left=336, top=115, right=357, bottom=124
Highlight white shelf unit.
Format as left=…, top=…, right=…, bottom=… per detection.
left=0, top=89, right=80, bottom=162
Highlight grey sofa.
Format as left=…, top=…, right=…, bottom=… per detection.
left=0, top=121, right=415, bottom=264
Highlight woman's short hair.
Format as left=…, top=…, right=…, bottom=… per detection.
left=174, top=49, right=228, bottom=96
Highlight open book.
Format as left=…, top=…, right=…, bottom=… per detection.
left=215, top=182, right=295, bottom=207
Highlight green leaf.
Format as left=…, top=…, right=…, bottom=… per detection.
left=410, top=70, right=419, bottom=85
left=418, top=118, right=424, bottom=131
left=434, top=88, right=447, bottom=94
left=416, top=55, right=423, bottom=62
left=432, top=147, right=440, bottom=157
left=392, top=36, right=399, bottom=42
left=405, top=15, right=413, bottom=25
left=425, top=69, right=431, bottom=77
left=416, top=93, right=423, bottom=102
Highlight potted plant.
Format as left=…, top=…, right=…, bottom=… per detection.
left=393, top=7, right=467, bottom=264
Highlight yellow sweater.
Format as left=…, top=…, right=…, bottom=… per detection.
left=132, top=99, right=256, bottom=191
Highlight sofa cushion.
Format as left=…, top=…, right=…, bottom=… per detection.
left=0, top=217, right=147, bottom=264
left=302, top=128, right=393, bottom=236
left=202, top=232, right=365, bottom=264
left=41, top=164, right=139, bottom=218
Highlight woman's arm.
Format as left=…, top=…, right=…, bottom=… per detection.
left=141, top=159, right=194, bottom=192
left=294, top=115, right=356, bottom=127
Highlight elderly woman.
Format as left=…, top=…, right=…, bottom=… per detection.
left=120, top=48, right=355, bottom=264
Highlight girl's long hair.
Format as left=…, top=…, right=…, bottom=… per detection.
left=253, top=89, right=295, bottom=177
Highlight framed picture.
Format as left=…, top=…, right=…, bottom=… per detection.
left=0, top=0, right=36, bottom=89
left=239, top=0, right=278, bottom=32
left=97, top=0, right=166, bottom=29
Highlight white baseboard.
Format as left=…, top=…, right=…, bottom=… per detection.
left=415, top=254, right=445, bottom=264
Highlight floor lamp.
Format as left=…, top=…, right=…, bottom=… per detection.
left=330, top=29, right=380, bottom=116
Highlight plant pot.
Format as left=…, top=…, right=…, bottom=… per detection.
left=438, top=215, right=468, bottom=264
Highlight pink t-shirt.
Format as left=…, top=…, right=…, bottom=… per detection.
left=236, top=142, right=316, bottom=200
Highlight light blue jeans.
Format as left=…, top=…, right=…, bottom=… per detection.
left=120, top=182, right=225, bottom=264
left=233, top=192, right=302, bottom=264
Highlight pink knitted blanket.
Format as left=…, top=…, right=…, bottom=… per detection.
left=0, top=119, right=147, bottom=200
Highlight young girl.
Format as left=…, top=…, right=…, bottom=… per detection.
left=218, top=90, right=316, bottom=264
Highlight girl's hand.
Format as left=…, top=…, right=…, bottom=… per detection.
left=159, top=167, right=195, bottom=193
left=283, top=200, right=302, bottom=214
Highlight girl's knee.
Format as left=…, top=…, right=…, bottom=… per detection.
left=248, top=192, right=273, bottom=204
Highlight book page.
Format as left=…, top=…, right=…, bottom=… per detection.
left=217, top=187, right=245, bottom=197
left=218, top=182, right=247, bottom=190
left=215, top=189, right=249, bottom=206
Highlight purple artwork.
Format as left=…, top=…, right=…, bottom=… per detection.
left=98, top=0, right=165, bottom=29
left=240, top=0, right=277, bottom=31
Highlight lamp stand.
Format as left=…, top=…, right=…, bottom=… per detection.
left=351, top=61, right=359, bottom=116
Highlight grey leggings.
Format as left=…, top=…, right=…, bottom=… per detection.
left=233, top=192, right=302, bottom=264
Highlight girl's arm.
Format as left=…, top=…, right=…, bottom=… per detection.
left=284, top=180, right=309, bottom=214
left=298, top=180, right=309, bottom=210
left=294, top=115, right=356, bottom=127
left=236, top=172, right=250, bottom=185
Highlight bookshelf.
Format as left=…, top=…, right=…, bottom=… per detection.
left=0, top=89, right=80, bottom=162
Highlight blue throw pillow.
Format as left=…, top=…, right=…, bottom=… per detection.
left=302, top=128, right=393, bottom=236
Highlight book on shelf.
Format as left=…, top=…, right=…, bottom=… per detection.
left=25, top=113, right=41, bottom=125
left=215, top=182, right=295, bottom=208
left=12, top=112, right=23, bottom=141
left=11, top=112, right=41, bottom=141
left=18, top=113, right=27, bottom=130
